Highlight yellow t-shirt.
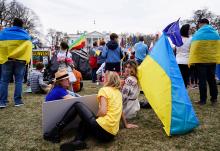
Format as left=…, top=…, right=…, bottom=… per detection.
left=96, top=87, right=122, bottom=135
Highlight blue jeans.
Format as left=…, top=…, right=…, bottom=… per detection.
left=0, top=61, right=25, bottom=105
left=91, top=68, right=97, bottom=83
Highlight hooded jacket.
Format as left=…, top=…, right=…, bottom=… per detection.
left=102, top=40, right=122, bottom=63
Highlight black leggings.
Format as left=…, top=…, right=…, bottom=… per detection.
left=60, top=102, right=114, bottom=142
left=178, top=64, right=189, bottom=87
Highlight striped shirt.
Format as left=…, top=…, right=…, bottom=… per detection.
left=30, top=70, right=48, bottom=93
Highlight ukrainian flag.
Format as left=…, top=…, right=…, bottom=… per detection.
left=189, top=25, right=220, bottom=64
left=138, top=33, right=199, bottom=136
left=0, top=26, right=32, bottom=64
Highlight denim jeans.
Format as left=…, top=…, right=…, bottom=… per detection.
left=0, top=61, right=25, bottom=105
left=91, top=68, right=97, bottom=83
left=0, top=64, right=1, bottom=80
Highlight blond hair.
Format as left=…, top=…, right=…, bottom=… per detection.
left=104, top=71, right=121, bottom=89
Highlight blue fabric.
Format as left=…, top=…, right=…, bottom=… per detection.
left=134, top=42, right=148, bottom=62
left=45, top=85, right=68, bottom=102
left=163, top=19, right=183, bottom=47
left=0, top=26, right=31, bottom=41
left=216, top=64, right=220, bottom=79
left=192, top=25, right=220, bottom=41
left=150, top=34, right=171, bottom=76
left=97, top=46, right=106, bottom=64
left=0, top=61, right=25, bottom=105
left=150, top=33, right=199, bottom=135
left=102, top=44, right=121, bottom=63
left=166, top=36, right=200, bottom=135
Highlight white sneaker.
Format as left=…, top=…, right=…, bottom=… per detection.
left=0, top=104, right=6, bottom=109
left=14, top=103, right=24, bottom=107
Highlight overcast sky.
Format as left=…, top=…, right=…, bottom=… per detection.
left=18, top=0, right=220, bottom=34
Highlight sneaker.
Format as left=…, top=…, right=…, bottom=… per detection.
left=0, top=104, right=6, bottom=109
left=60, top=140, right=87, bottom=151
left=14, top=103, right=24, bottom=107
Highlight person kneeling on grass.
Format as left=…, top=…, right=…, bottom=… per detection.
left=43, top=71, right=122, bottom=151
left=71, top=64, right=83, bottom=92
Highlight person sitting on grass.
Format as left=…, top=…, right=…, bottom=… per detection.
left=45, top=69, right=76, bottom=102
left=29, top=62, right=51, bottom=94
left=44, top=71, right=122, bottom=151
left=71, top=64, right=83, bottom=92
left=121, top=60, right=140, bottom=129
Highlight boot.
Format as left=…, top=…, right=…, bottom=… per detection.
left=43, top=121, right=65, bottom=143
left=60, top=140, right=87, bottom=151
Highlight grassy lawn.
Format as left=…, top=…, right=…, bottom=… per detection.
left=0, top=81, right=219, bottom=151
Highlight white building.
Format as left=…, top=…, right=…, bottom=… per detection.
left=65, top=31, right=109, bottom=50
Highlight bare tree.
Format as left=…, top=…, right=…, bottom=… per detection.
left=181, top=8, right=220, bottom=32
left=46, top=29, right=66, bottom=48
left=0, top=0, right=11, bottom=27
left=0, top=0, right=42, bottom=36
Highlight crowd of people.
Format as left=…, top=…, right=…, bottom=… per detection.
left=0, top=17, right=219, bottom=150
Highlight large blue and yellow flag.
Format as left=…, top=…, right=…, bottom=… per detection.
left=0, top=26, right=32, bottom=64
left=138, top=33, right=199, bottom=136
left=189, top=24, right=220, bottom=64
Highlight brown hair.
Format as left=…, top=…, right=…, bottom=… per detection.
left=104, top=71, right=121, bottom=89
left=99, top=40, right=106, bottom=46
left=36, top=62, right=44, bottom=70
left=60, top=41, right=69, bottom=50
left=124, top=60, right=138, bottom=79
left=110, top=33, right=118, bottom=41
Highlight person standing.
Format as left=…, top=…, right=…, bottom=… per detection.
left=176, top=24, right=192, bottom=87
left=102, top=33, right=123, bottom=72
left=134, top=36, right=148, bottom=65
left=0, top=18, right=32, bottom=108
left=89, top=41, right=98, bottom=83
left=96, top=40, right=106, bottom=83
left=189, top=18, right=220, bottom=105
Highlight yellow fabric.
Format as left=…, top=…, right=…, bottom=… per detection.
left=0, top=40, right=32, bottom=64
left=138, top=56, right=171, bottom=136
left=96, top=87, right=122, bottom=135
left=189, top=40, right=220, bottom=64
left=95, top=50, right=101, bottom=56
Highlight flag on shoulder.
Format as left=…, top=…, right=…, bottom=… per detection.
left=0, top=26, right=32, bottom=64
left=189, top=24, right=220, bottom=64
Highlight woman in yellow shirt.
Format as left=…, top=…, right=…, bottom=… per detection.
left=44, top=71, right=122, bottom=151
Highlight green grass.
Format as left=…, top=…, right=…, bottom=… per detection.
left=0, top=81, right=219, bottom=151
